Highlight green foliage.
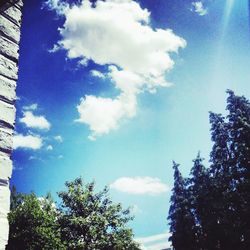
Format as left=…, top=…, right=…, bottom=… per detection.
left=58, top=178, right=140, bottom=250
left=168, top=90, right=250, bottom=249
left=7, top=190, right=65, bottom=250
left=7, top=179, right=140, bottom=250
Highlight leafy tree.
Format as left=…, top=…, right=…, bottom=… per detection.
left=7, top=191, right=65, bottom=250
left=58, top=177, right=140, bottom=250
left=168, top=162, right=197, bottom=250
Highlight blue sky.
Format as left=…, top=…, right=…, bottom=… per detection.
left=12, top=0, right=250, bottom=249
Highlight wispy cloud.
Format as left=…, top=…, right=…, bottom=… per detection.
left=23, top=103, right=38, bottom=111
left=54, top=135, right=63, bottom=143
left=46, top=145, right=53, bottom=151
left=191, top=1, right=208, bottom=16
left=46, top=0, right=186, bottom=139
left=13, top=134, right=43, bottom=150
left=20, top=111, right=51, bottom=130
left=90, top=70, right=106, bottom=79
left=110, top=177, right=169, bottom=195
left=136, top=232, right=171, bottom=250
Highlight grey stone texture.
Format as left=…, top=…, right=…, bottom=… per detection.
left=0, top=1, right=23, bottom=249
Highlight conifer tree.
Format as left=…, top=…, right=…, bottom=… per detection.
left=189, top=153, right=212, bottom=249
left=226, top=90, right=250, bottom=247
left=209, top=112, right=235, bottom=249
left=168, top=162, right=197, bottom=250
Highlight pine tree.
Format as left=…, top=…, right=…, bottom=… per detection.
left=209, top=112, right=236, bottom=249
left=168, top=90, right=250, bottom=249
left=189, top=153, right=213, bottom=249
left=226, top=90, right=250, bottom=247
left=168, top=162, right=197, bottom=250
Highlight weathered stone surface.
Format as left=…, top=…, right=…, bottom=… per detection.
left=0, top=75, right=16, bottom=103
left=0, top=127, right=13, bottom=154
left=15, top=1, right=23, bottom=9
left=0, top=35, right=19, bottom=62
left=3, top=6, right=22, bottom=27
left=0, top=155, right=12, bottom=180
left=0, top=54, right=18, bottom=80
left=0, top=185, right=10, bottom=215
left=0, top=100, right=15, bottom=127
left=0, top=1, right=23, bottom=248
left=0, top=15, right=20, bottom=44
left=0, top=185, right=10, bottom=250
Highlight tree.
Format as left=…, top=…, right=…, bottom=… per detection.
left=226, top=90, right=250, bottom=247
left=168, top=90, right=250, bottom=249
left=7, top=191, right=65, bottom=250
left=188, top=153, right=213, bottom=249
left=209, top=112, right=235, bottom=249
left=168, top=162, right=197, bottom=250
left=58, top=177, right=140, bottom=250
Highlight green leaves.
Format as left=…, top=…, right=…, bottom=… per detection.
left=8, top=178, right=140, bottom=250
left=8, top=191, right=65, bottom=250
left=58, top=177, right=140, bottom=250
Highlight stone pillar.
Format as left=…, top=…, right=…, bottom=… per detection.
left=0, top=1, right=23, bottom=249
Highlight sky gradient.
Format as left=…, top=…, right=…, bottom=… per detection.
left=12, top=0, right=250, bottom=249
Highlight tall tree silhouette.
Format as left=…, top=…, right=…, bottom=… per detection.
left=168, top=162, right=197, bottom=250
left=226, top=90, right=250, bottom=247
left=168, top=90, right=250, bottom=249
left=189, top=153, right=212, bottom=249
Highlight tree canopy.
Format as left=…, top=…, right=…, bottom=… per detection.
left=168, top=90, right=250, bottom=250
left=7, top=178, right=140, bottom=250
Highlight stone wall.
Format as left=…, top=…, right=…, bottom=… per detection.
left=0, top=1, right=23, bottom=249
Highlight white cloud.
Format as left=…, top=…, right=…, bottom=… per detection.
left=76, top=94, right=136, bottom=137
left=54, top=135, right=63, bottom=143
left=90, top=70, right=106, bottom=79
left=23, top=103, right=38, bottom=111
left=110, top=177, right=169, bottom=195
left=13, top=134, right=43, bottom=150
left=47, top=0, right=186, bottom=138
left=191, top=2, right=208, bottom=16
left=20, top=111, right=51, bottom=130
left=46, top=145, right=53, bottom=151
left=136, top=232, right=171, bottom=250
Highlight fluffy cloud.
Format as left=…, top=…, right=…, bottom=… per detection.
left=47, top=0, right=186, bottom=138
left=20, top=111, right=51, bottom=130
left=136, top=232, right=171, bottom=250
left=76, top=94, right=136, bottom=136
left=13, top=134, right=43, bottom=150
left=191, top=1, right=208, bottom=16
left=110, top=177, right=169, bottom=195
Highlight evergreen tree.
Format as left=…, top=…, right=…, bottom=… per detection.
left=189, top=153, right=212, bottom=249
left=168, top=90, right=250, bottom=249
left=209, top=112, right=236, bottom=249
left=226, top=90, right=250, bottom=247
left=168, top=162, right=197, bottom=250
